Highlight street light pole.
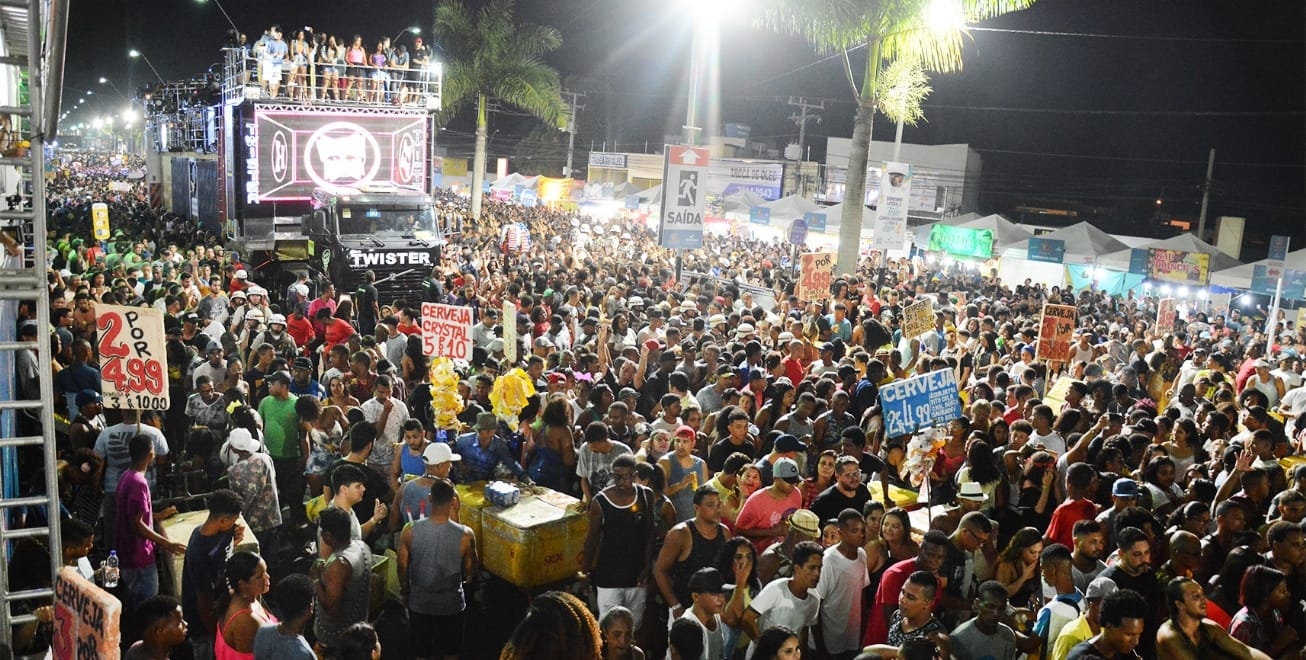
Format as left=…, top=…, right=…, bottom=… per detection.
left=392, top=26, right=421, bottom=43
left=128, top=49, right=166, bottom=84
left=195, top=0, right=240, bottom=36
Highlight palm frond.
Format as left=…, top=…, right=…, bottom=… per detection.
left=877, top=58, right=931, bottom=125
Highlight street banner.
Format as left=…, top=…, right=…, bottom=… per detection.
left=871, top=161, right=910, bottom=251
left=708, top=159, right=784, bottom=200
left=1157, top=298, right=1178, bottom=331
left=1027, top=237, right=1066, bottom=264
left=53, top=567, right=121, bottom=660
left=1148, top=248, right=1210, bottom=285
left=749, top=206, right=771, bottom=225
left=798, top=252, right=835, bottom=302
left=879, top=369, right=963, bottom=438
left=1296, top=308, right=1306, bottom=333
left=659, top=145, right=710, bottom=249
left=1251, top=265, right=1306, bottom=300
left=502, top=300, right=518, bottom=365
left=1268, top=234, right=1291, bottom=279
left=927, top=225, right=993, bottom=259
left=1036, top=304, right=1077, bottom=362
left=421, top=303, right=474, bottom=360
left=91, top=202, right=111, bottom=241
left=95, top=304, right=169, bottom=410
left=803, top=211, right=827, bottom=233
left=1128, top=248, right=1150, bottom=275
left=901, top=298, right=934, bottom=339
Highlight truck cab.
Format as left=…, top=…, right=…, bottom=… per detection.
left=302, top=184, right=445, bottom=302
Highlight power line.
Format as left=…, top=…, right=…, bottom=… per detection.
left=968, top=26, right=1304, bottom=44
left=924, top=104, right=1304, bottom=117
left=976, top=148, right=1306, bottom=168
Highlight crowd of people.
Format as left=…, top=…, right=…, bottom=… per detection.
left=233, top=23, right=435, bottom=105
left=5, top=150, right=1306, bottom=660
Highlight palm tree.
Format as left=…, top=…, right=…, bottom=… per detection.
left=764, top=0, right=1037, bottom=274
left=434, top=0, right=569, bottom=220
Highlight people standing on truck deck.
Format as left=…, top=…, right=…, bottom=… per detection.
left=260, top=25, right=287, bottom=99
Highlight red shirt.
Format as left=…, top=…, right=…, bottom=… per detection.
left=1046, top=498, right=1097, bottom=549
left=782, top=356, right=805, bottom=385
left=323, top=318, right=357, bottom=355
left=863, top=558, right=943, bottom=646
left=286, top=315, right=315, bottom=350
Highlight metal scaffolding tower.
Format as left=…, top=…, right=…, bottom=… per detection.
left=0, top=0, right=68, bottom=653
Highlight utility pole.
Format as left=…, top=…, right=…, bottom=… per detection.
left=787, top=96, right=824, bottom=156
left=561, top=90, right=586, bottom=177
left=1196, top=147, right=1215, bottom=242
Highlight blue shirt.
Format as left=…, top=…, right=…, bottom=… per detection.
left=453, top=432, right=525, bottom=482
left=289, top=379, right=326, bottom=399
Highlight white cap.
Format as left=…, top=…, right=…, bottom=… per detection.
left=422, top=443, right=461, bottom=465
left=294, top=283, right=309, bottom=297
left=234, top=269, right=248, bottom=279
left=227, top=428, right=260, bottom=453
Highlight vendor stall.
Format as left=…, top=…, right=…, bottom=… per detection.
left=457, top=482, right=588, bottom=589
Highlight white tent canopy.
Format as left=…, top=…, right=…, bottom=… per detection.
left=489, top=173, right=538, bottom=191
left=761, top=194, right=821, bottom=220
left=1210, top=247, right=1306, bottom=289
left=815, top=202, right=875, bottom=237
left=1003, top=221, right=1129, bottom=264
left=722, top=189, right=769, bottom=213
left=1097, top=232, right=1242, bottom=273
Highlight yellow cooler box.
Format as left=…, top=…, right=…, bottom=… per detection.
left=161, top=509, right=258, bottom=597
left=481, top=496, right=588, bottom=588
left=455, top=482, right=491, bottom=543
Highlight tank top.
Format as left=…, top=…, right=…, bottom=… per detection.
left=407, top=517, right=471, bottom=616
left=314, top=540, right=373, bottom=649
left=399, top=477, right=435, bottom=523
left=591, top=486, right=653, bottom=588
left=400, top=446, right=425, bottom=480
left=672, top=521, right=727, bottom=608
left=346, top=46, right=365, bottom=65
left=667, top=456, right=708, bottom=523
left=215, top=603, right=277, bottom=660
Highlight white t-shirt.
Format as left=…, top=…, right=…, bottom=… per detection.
left=812, top=545, right=868, bottom=653
left=747, top=578, right=820, bottom=658
left=675, top=609, right=724, bottom=660
left=1029, top=429, right=1066, bottom=455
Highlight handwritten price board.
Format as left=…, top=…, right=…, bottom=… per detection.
left=95, top=304, right=169, bottom=410
left=1157, top=298, right=1178, bottom=332
left=798, top=252, right=835, bottom=302
left=879, top=369, right=963, bottom=438
left=1036, top=304, right=1077, bottom=363
left=421, top=303, right=474, bottom=360
left=53, top=566, right=121, bottom=660
left=901, top=298, right=934, bottom=340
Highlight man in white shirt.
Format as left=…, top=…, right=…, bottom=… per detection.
left=813, top=510, right=869, bottom=658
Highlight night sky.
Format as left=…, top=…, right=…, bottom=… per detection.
left=64, top=0, right=1305, bottom=254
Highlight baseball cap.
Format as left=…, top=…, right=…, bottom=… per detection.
left=234, top=269, right=247, bottom=279
left=787, top=509, right=821, bottom=536
left=674, top=425, right=696, bottom=439
left=618, top=387, right=639, bottom=400
left=227, top=428, right=260, bottom=453
left=774, top=434, right=807, bottom=454
left=292, top=356, right=313, bottom=370
left=422, top=443, right=462, bottom=465
left=206, top=340, right=223, bottom=353
left=75, top=389, right=102, bottom=408
left=1112, top=478, right=1139, bottom=498
left=547, top=372, right=567, bottom=384
left=774, top=457, right=801, bottom=482
left=1293, top=464, right=1306, bottom=481
left=266, top=371, right=291, bottom=385
left=1085, top=576, right=1118, bottom=601
left=687, top=568, right=726, bottom=595
left=957, top=481, right=988, bottom=502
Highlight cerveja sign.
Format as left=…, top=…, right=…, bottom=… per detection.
left=879, top=369, right=963, bottom=438
left=242, top=108, right=429, bottom=203
left=928, top=225, right=993, bottom=259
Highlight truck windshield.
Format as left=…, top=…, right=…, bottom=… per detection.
left=337, top=206, right=437, bottom=237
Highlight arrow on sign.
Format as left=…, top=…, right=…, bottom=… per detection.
left=673, top=147, right=705, bottom=166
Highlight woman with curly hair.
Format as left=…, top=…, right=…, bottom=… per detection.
left=993, top=527, right=1044, bottom=609
left=500, top=591, right=602, bottom=660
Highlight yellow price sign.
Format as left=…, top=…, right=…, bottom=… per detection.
left=91, top=202, right=110, bottom=242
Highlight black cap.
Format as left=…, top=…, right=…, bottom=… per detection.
left=687, top=567, right=726, bottom=594
left=266, top=371, right=291, bottom=385
left=292, top=357, right=313, bottom=370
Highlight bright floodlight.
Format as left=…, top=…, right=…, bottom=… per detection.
left=128, top=49, right=141, bottom=58
left=1160, top=285, right=1172, bottom=296
left=925, top=0, right=967, bottom=31
left=1177, top=286, right=1189, bottom=298
left=98, top=76, right=108, bottom=83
